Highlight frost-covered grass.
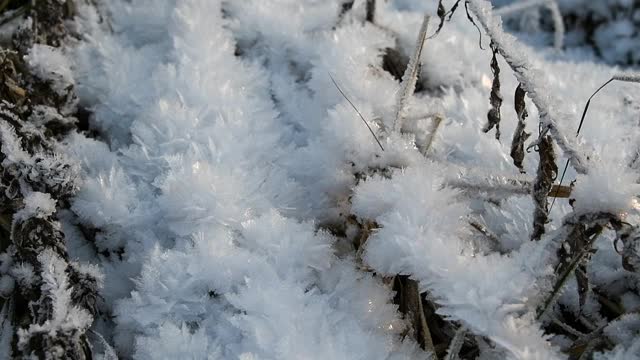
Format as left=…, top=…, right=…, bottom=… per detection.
left=0, top=0, right=639, bottom=359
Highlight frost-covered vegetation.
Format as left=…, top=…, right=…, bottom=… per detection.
left=0, top=0, right=638, bottom=359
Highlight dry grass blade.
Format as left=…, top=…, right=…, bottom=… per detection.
left=510, top=84, right=530, bottom=172
left=408, top=280, right=436, bottom=355
left=393, top=14, right=430, bottom=133
left=549, top=314, right=586, bottom=337
left=531, top=135, right=556, bottom=241
left=538, top=246, right=587, bottom=320
left=483, top=41, right=503, bottom=140
left=329, top=73, right=385, bottom=151
left=394, top=277, right=436, bottom=355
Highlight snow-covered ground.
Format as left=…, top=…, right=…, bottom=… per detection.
left=2, top=0, right=640, bottom=359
